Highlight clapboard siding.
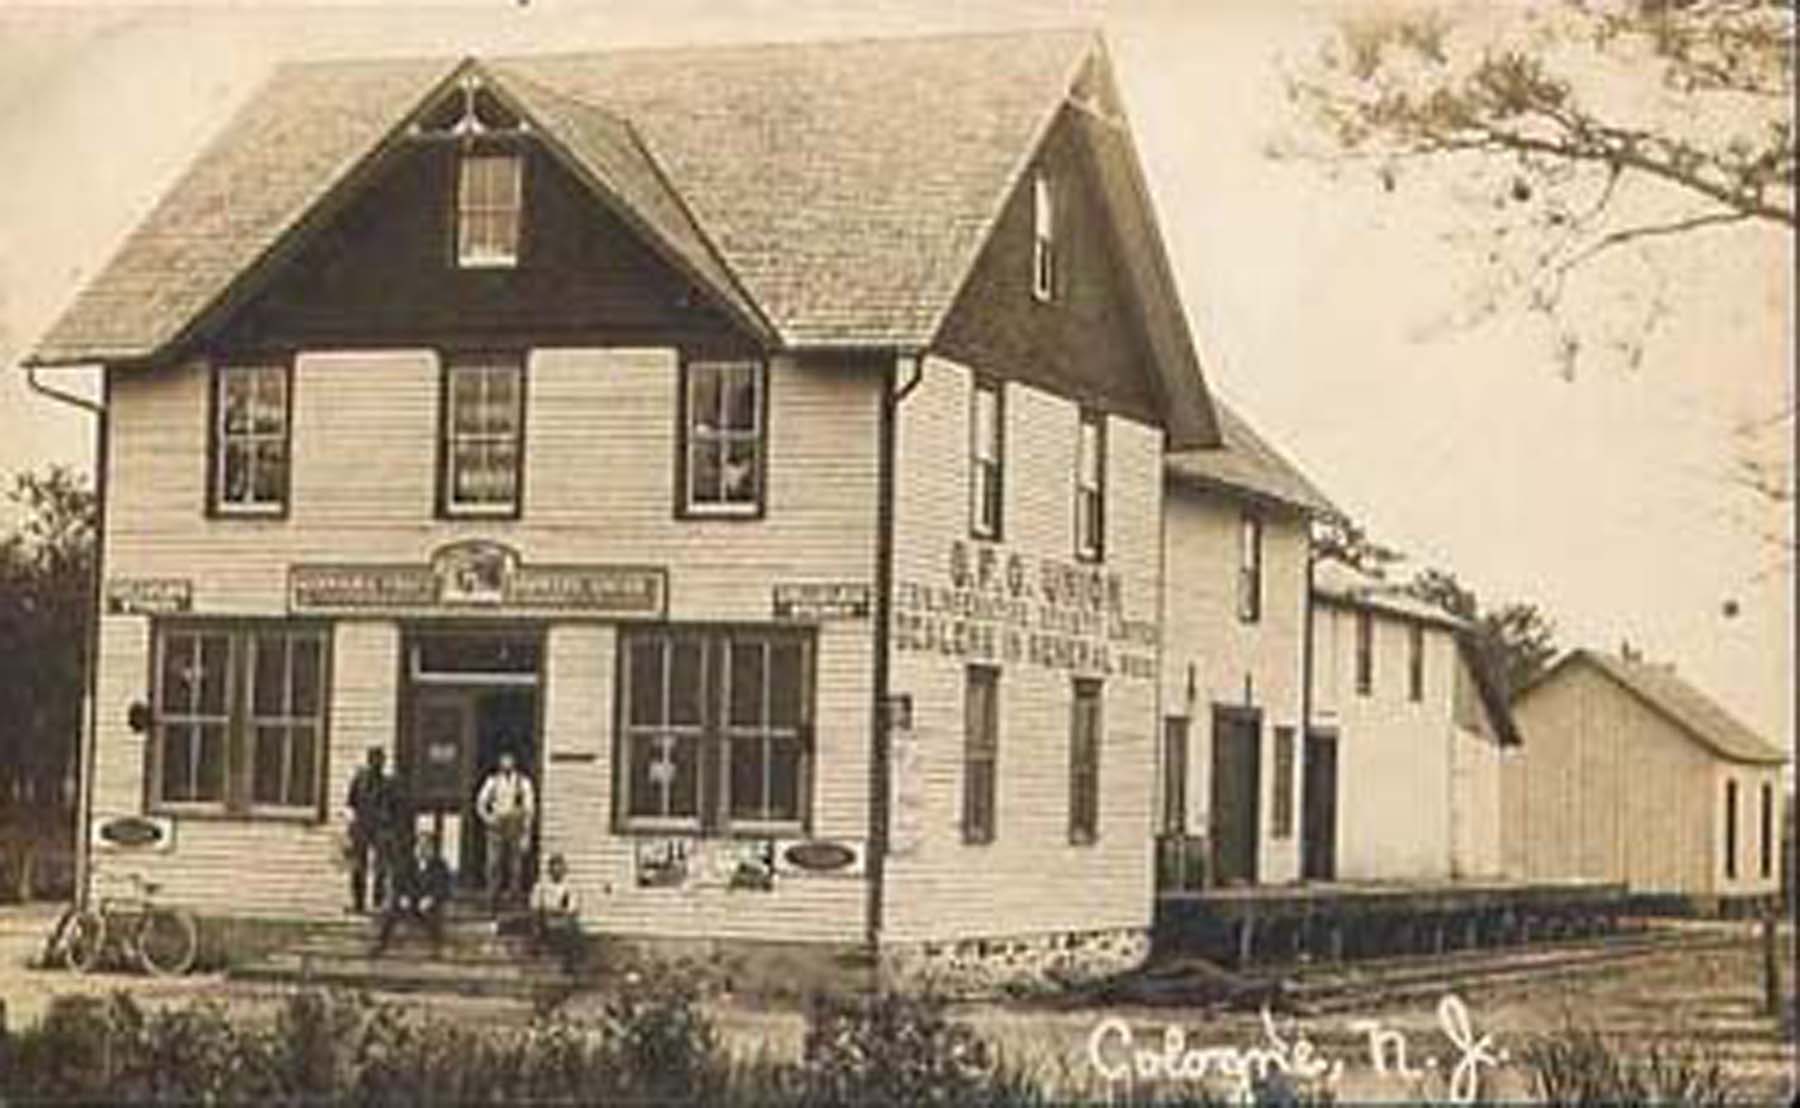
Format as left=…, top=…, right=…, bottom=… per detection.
left=882, top=355, right=1160, bottom=943
left=1160, top=488, right=1309, bottom=883
left=95, top=348, right=879, bottom=929
left=1309, top=602, right=1462, bottom=881
left=88, top=620, right=399, bottom=920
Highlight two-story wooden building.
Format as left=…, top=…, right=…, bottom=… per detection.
left=1310, top=563, right=1519, bottom=883
left=25, top=29, right=1279, bottom=988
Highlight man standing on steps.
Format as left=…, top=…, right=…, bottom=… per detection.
left=345, top=746, right=404, bottom=915
left=475, top=749, right=536, bottom=913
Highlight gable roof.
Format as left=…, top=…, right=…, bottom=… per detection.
left=1519, top=649, right=1788, bottom=766
left=1165, top=397, right=1334, bottom=515
left=28, top=27, right=1219, bottom=444
left=1311, top=560, right=1470, bottom=631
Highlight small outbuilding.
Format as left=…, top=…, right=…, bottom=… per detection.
left=1505, top=649, right=1787, bottom=913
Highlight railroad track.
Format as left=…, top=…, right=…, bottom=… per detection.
left=1264, top=926, right=1752, bottom=1015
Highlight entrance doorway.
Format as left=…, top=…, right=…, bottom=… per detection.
left=400, top=630, right=542, bottom=901
left=1302, top=728, right=1339, bottom=881
left=1209, top=706, right=1261, bottom=885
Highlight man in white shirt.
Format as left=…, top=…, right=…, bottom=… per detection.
left=527, top=852, right=584, bottom=974
left=475, top=749, right=536, bottom=913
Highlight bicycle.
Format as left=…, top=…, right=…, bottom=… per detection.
left=52, top=871, right=199, bottom=976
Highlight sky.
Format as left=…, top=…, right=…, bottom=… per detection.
left=0, top=0, right=1791, bottom=755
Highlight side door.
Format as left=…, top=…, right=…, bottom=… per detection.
left=1209, top=707, right=1262, bottom=885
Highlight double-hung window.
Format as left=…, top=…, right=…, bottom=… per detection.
left=1725, top=779, right=1739, bottom=879
left=1354, top=610, right=1374, bottom=696
left=963, top=666, right=999, bottom=844
left=682, top=359, right=765, bottom=515
left=456, top=151, right=523, bottom=268
left=1237, top=511, right=1263, bottom=623
left=1076, top=410, right=1105, bottom=560
left=970, top=379, right=1004, bottom=539
left=151, top=624, right=329, bottom=816
left=212, top=364, right=289, bottom=515
left=618, top=628, right=811, bottom=833
left=442, top=356, right=524, bottom=516
left=1069, top=679, right=1102, bottom=844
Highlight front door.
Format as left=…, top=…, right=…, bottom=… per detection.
left=1303, top=728, right=1339, bottom=881
left=401, top=631, right=542, bottom=901
left=1210, top=707, right=1261, bottom=885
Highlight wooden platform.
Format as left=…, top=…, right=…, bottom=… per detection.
left=1155, top=877, right=1629, bottom=967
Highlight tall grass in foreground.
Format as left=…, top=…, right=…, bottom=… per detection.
left=1521, top=1018, right=1745, bottom=1107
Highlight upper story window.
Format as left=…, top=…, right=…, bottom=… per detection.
left=1075, top=410, right=1105, bottom=561
left=1407, top=624, right=1426, bottom=702
left=212, top=364, right=289, bottom=516
left=618, top=627, right=812, bottom=834
left=1032, top=172, right=1056, bottom=302
left=456, top=151, right=524, bottom=268
left=681, top=359, right=765, bottom=516
left=441, top=356, right=524, bottom=517
left=1237, top=511, right=1263, bottom=623
left=1354, top=609, right=1374, bottom=696
left=970, top=378, right=1005, bottom=539
left=151, top=623, right=329, bottom=817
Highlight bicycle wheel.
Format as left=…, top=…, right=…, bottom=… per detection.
left=136, top=907, right=198, bottom=976
left=63, top=909, right=107, bottom=974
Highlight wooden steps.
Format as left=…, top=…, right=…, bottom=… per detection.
left=228, top=916, right=592, bottom=1001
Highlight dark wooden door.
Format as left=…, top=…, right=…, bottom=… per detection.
left=409, top=690, right=477, bottom=815
left=1209, top=708, right=1261, bottom=885
left=1302, top=728, right=1338, bottom=881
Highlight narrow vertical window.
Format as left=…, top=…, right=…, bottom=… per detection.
left=153, top=630, right=232, bottom=806
left=622, top=635, right=707, bottom=827
left=682, top=359, right=765, bottom=515
left=442, top=357, right=524, bottom=516
left=1032, top=172, right=1056, bottom=301
left=1238, top=512, right=1263, bottom=623
left=1272, top=725, right=1295, bottom=839
left=1161, top=717, right=1189, bottom=835
left=963, top=667, right=999, bottom=844
left=1725, top=779, right=1739, bottom=880
left=1075, top=410, right=1105, bottom=560
left=970, top=379, right=1004, bottom=539
left=248, top=630, right=327, bottom=811
left=1407, top=624, right=1425, bottom=702
left=1760, top=782, right=1774, bottom=879
left=456, top=151, right=523, bottom=268
left=1355, top=610, right=1374, bottom=695
left=1069, top=679, right=1102, bottom=844
left=213, top=365, right=289, bottom=515
left=725, top=636, right=808, bottom=826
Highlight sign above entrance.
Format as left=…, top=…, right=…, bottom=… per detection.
left=772, top=582, right=873, bottom=622
left=289, top=541, right=666, bottom=618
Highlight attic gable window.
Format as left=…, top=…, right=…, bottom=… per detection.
left=1032, top=172, right=1056, bottom=302
left=456, top=152, right=524, bottom=268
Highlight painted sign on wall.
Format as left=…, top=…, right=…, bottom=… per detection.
left=894, top=540, right=1157, bottom=680
left=773, top=582, right=873, bottom=621
left=105, top=578, right=192, bottom=615
left=290, top=541, right=666, bottom=618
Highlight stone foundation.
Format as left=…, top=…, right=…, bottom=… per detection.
left=880, top=925, right=1150, bottom=997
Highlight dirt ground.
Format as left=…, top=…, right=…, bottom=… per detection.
left=2, top=904, right=1792, bottom=1104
